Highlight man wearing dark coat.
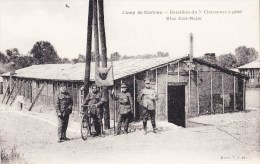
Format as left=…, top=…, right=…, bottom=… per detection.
left=83, top=84, right=105, bottom=136
left=55, top=83, right=73, bottom=142
left=112, top=83, right=133, bottom=135
left=138, top=79, right=158, bottom=135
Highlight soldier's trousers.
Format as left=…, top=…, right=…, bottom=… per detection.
left=89, top=107, right=103, bottom=135
left=91, top=114, right=102, bottom=135
left=142, top=107, right=156, bottom=125
left=117, top=112, right=130, bottom=134
left=57, top=115, right=69, bottom=139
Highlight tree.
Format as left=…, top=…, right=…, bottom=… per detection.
left=78, top=54, right=86, bottom=63
left=111, top=52, right=121, bottom=61
left=13, top=56, right=35, bottom=69
left=71, top=58, right=79, bottom=64
left=200, top=53, right=217, bottom=64
left=218, top=53, right=238, bottom=68
left=3, top=48, right=35, bottom=70
left=60, top=57, right=71, bottom=63
left=0, top=51, right=9, bottom=64
left=235, top=46, right=259, bottom=66
left=157, top=51, right=169, bottom=57
left=5, top=48, right=20, bottom=60
left=30, top=41, right=60, bottom=64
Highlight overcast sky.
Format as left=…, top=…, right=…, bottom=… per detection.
left=0, top=0, right=259, bottom=59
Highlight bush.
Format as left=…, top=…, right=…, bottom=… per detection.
left=0, top=136, right=26, bottom=164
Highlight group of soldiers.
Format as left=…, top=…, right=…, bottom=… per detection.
left=55, top=79, right=158, bottom=142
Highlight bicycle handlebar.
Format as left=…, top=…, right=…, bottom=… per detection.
left=81, top=104, right=92, bottom=107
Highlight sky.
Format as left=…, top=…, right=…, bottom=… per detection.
left=0, top=0, right=259, bottom=59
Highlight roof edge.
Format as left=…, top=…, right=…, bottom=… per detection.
left=193, top=58, right=249, bottom=79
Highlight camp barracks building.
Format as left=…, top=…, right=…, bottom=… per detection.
left=1, top=56, right=248, bottom=127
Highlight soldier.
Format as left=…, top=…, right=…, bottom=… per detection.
left=137, top=79, right=158, bottom=135
left=83, top=84, right=105, bottom=136
left=55, top=83, right=73, bottom=142
left=112, top=83, right=133, bottom=135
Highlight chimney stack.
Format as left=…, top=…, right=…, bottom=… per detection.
left=189, top=33, right=193, bottom=61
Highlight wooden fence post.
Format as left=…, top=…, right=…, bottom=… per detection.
left=2, top=86, right=10, bottom=103
left=5, top=83, right=17, bottom=104
left=9, top=81, right=25, bottom=106
left=28, top=84, right=46, bottom=111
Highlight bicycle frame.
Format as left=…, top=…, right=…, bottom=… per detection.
left=81, top=104, right=104, bottom=138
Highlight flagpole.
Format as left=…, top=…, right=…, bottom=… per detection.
left=111, top=55, right=116, bottom=135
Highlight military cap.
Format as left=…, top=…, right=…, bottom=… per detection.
left=144, top=79, right=151, bottom=84
left=121, top=83, right=127, bottom=88
left=91, top=84, right=98, bottom=88
left=60, top=83, right=66, bottom=87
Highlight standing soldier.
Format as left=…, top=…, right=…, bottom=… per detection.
left=112, top=83, right=133, bottom=135
left=138, top=79, right=158, bottom=135
left=56, top=83, right=73, bottom=142
left=83, top=84, right=105, bottom=136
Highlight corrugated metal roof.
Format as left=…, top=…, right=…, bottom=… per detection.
left=238, top=60, right=260, bottom=69
left=1, top=57, right=186, bottom=81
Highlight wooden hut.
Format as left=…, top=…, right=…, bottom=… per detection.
left=1, top=56, right=248, bottom=127
left=237, top=59, right=260, bottom=88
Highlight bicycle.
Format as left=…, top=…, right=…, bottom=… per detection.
left=80, top=104, right=103, bottom=140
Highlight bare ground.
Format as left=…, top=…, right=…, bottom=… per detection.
left=0, top=102, right=259, bottom=164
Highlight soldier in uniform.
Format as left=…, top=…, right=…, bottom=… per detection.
left=83, top=84, right=105, bottom=136
left=55, top=83, right=73, bottom=142
left=112, top=83, right=133, bottom=135
left=137, top=79, right=158, bottom=135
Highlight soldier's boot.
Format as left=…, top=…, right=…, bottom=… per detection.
left=152, top=123, right=157, bottom=133
left=99, top=122, right=105, bottom=137
left=124, top=121, right=129, bottom=135
left=117, top=120, right=122, bottom=135
left=58, top=133, right=63, bottom=143
left=143, top=122, right=147, bottom=135
left=62, top=133, right=70, bottom=140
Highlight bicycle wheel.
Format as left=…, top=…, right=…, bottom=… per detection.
left=81, top=114, right=90, bottom=140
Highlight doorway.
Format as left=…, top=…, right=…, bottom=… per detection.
left=168, top=85, right=186, bottom=127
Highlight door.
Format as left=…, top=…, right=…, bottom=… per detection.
left=168, top=85, right=186, bottom=127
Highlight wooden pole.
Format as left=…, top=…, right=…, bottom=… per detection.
left=98, top=0, right=107, bottom=68
left=113, top=85, right=117, bottom=134
left=222, top=74, right=225, bottom=113
left=46, top=81, right=48, bottom=106
left=210, top=69, right=213, bottom=114
left=52, top=81, right=55, bottom=103
left=234, top=76, right=236, bottom=111
left=166, top=65, right=169, bottom=120
left=28, top=84, right=46, bottom=111
left=111, top=58, right=116, bottom=133
left=84, top=0, right=94, bottom=97
left=98, top=0, right=110, bottom=129
left=2, top=86, right=10, bottom=103
left=133, top=75, right=136, bottom=119
left=9, top=74, right=12, bottom=94
left=188, top=69, right=191, bottom=116
left=197, top=67, right=200, bottom=115
left=155, top=68, right=158, bottom=119
left=177, top=61, right=180, bottom=82
left=30, top=81, right=32, bottom=103
left=242, top=79, right=246, bottom=111
left=93, top=0, right=100, bottom=68
left=75, top=83, right=79, bottom=113
left=5, top=83, right=17, bottom=104
left=9, top=81, right=25, bottom=106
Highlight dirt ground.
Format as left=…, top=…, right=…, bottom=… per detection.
left=246, top=88, right=260, bottom=110
left=0, top=101, right=259, bottom=164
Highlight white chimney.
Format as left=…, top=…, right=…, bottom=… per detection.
left=189, top=33, right=193, bottom=61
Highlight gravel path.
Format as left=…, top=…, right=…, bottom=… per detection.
left=0, top=107, right=259, bottom=164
